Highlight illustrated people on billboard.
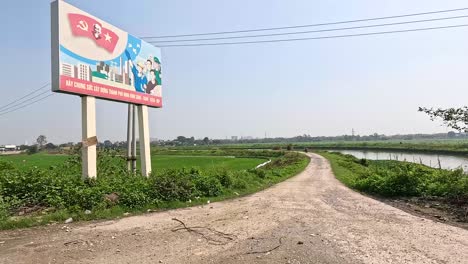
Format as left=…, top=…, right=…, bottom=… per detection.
left=125, top=50, right=147, bottom=93
left=145, top=60, right=152, bottom=73
left=146, top=70, right=161, bottom=96
left=92, top=24, right=102, bottom=40
left=144, top=59, right=153, bottom=81
left=151, top=56, right=162, bottom=85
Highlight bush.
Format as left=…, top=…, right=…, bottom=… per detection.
left=0, top=160, right=14, bottom=171
left=150, top=170, right=196, bottom=201
left=232, top=177, right=248, bottom=189
left=251, top=169, right=267, bottom=179
left=325, top=152, right=468, bottom=200
left=0, top=150, right=310, bottom=227
left=215, top=170, right=233, bottom=188
left=0, top=196, right=10, bottom=221
left=194, top=175, right=223, bottom=197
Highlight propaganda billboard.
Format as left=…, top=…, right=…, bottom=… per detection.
left=51, top=1, right=162, bottom=107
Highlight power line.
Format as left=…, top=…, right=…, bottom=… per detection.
left=155, top=23, right=468, bottom=47
left=0, top=90, right=52, bottom=112
left=149, top=15, right=468, bottom=44
left=0, top=94, right=55, bottom=117
left=0, top=82, right=50, bottom=111
left=141, top=7, right=468, bottom=39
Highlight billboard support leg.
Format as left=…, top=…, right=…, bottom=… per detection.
left=126, top=104, right=133, bottom=171
left=132, top=104, right=137, bottom=173
left=81, top=96, right=97, bottom=179
left=137, top=105, right=151, bottom=177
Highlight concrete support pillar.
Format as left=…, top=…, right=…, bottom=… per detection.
left=81, top=96, right=97, bottom=179
left=137, top=105, right=151, bottom=177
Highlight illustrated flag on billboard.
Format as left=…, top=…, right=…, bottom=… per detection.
left=68, top=13, right=119, bottom=53
left=51, top=0, right=163, bottom=108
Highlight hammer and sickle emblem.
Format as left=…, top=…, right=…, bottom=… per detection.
left=77, top=20, right=88, bottom=31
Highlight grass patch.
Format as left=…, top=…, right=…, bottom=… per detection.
left=0, top=152, right=266, bottom=171
left=150, top=155, right=266, bottom=171
left=0, top=151, right=309, bottom=230
left=0, top=153, right=69, bottom=170
left=320, top=151, right=468, bottom=200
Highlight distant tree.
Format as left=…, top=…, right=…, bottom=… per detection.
left=27, top=145, right=38, bottom=155
left=103, top=140, right=113, bottom=148
left=75, top=142, right=83, bottom=151
left=18, top=145, right=29, bottom=150
left=36, top=135, right=47, bottom=149
left=287, top=144, right=293, bottom=151
left=45, top=143, right=57, bottom=150
left=203, top=137, right=210, bottom=145
left=447, top=131, right=457, bottom=138
left=419, top=106, right=468, bottom=132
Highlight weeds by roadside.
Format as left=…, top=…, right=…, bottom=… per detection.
left=320, top=151, right=468, bottom=224
left=0, top=151, right=309, bottom=229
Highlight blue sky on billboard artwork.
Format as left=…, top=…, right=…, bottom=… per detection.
left=59, top=34, right=161, bottom=69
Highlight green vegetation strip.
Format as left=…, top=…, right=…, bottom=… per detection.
left=0, top=153, right=267, bottom=171
left=320, top=151, right=468, bottom=200
left=0, top=151, right=309, bottom=230
left=184, top=139, right=468, bottom=156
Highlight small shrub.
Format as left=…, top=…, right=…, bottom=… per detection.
left=194, top=175, right=222, bottom=197
left=150, top=170, right=196, bottom=201
left=357, top=158, right=369, bottom=167
left=253, top=169, right=267, bottom=179
left=0, top=196, right=10, bottom=221
left=0, top=160, right=15, bottom=171
left=215, top=170, right=233, bottom=188
left=325, top=152, right=468, bottom=200
left=232, top=177, right=248, bottom=190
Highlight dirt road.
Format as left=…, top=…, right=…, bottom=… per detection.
left=1, top=153, right=467, bottom=264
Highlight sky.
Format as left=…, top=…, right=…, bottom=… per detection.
left=1, top=0, right=468, bottom=145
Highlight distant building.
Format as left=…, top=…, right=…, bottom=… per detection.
left=231, top=136, right=238, bottom=141
left=0, top=145, right=18, bottom=152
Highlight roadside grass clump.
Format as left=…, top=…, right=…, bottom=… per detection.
left=150, top=169, right=197, bottom=201
left=321, top=151, right=468, bottom=201
left=0, top=150, right=309, bottom=229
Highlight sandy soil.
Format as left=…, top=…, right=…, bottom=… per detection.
left=0, top=153, right=467, bottom=264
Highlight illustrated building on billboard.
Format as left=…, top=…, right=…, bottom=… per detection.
left=95, top=58, right=131, bottom=85
left=60, top=63, right=77, bottom=78
left=123, top=60, right=131, bottom=86
left=78, top=64, right=92, bottom=81
left=97, top=61, right=110, bottom=75
left=121, top=57, right=131, bottom=86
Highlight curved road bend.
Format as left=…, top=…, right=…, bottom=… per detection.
left=0, top=153, right=467, bottom=264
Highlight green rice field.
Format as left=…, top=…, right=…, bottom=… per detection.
left=0, top=153, right=266, bottom=171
